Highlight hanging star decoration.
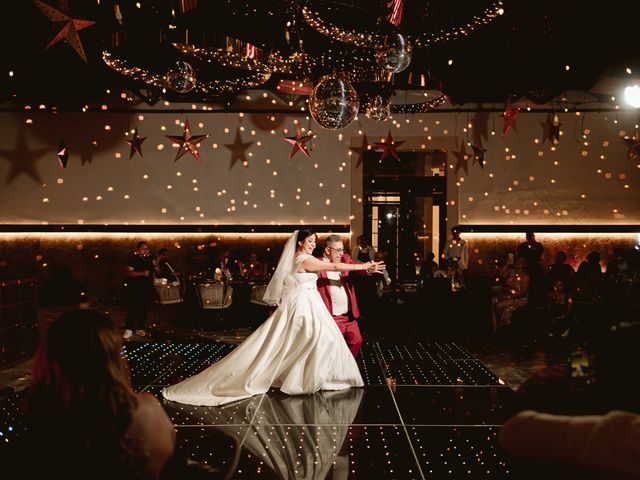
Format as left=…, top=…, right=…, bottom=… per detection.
left=373, top=130, right=405, bottom=162
left=622, top=136, right=640, bottom=162
left=348, top=134, right=369, bottom=168
left=0, top=129, right=48, bottom=185
left=549, top=112, right=561, bottom=144
left=452, top=140, right=469, bottom=175
left=57, top=139, right=69, bottom=169
left=472, top=108, right=490, bottom=146
left=471, top=144, right=486, bottom=169
left=165, top=119, right=209, bottom=162
left=126, top=127, right=146, bottom=160
left=501, top=100, right=520, bottom=136
left=225, top=127, right=254, bottom=169
left=283, top=126, right=314, bottom=160
left=540, top=112, right=553, bottom=144
left=33, top=0, right=96, bottom=63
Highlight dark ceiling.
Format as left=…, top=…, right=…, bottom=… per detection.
left=1, top=0, right=638, bottom=108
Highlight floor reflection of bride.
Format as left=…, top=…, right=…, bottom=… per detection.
left=167, top=388, right=364, bottom=480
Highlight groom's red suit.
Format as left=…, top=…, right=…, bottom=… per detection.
left=316, top=253, right=365, bottom=358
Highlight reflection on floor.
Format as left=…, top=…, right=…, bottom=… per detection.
left=0, top=339, right=531, bottom=479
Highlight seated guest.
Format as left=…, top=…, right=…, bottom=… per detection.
left=19, top=310, right=175, bottom=479
left=243, top=252, right=267, bottom=283
left=492, top=256, right=530, bottom=331
left=500, top=410, right=640, bottom=479
left=500, top=324, right=640, bottom=478
left=547, top=279, right=574, bottom=337
left=546, top=251, right=575, bottom=287
left=41, top=264, right=86, bottom=307
left=605, top=247, right=630, bottom=282
left=154, top=248, right=180, bottom=285
left=215, top=249, right=241, bottom=277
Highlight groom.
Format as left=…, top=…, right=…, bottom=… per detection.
left=317, top=234, right=371, bottom=358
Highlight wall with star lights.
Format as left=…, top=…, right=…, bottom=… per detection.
left=0, top=98, right=639, bottom=228
left=0, top=103, right=357, bottom=226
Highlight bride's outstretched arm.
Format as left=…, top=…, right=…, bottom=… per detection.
left=300, top=256, right=385, bottom=273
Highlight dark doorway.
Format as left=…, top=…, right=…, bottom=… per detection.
left=363, top=149, right=447, bottom=283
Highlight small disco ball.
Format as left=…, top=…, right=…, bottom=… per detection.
left=165, top=60, right=196, bottom=93
left=309, top=76, right=360, bottom=130
left=365, top=95, right=391, bottom=121
left=375, top=31, right=412, bottom=73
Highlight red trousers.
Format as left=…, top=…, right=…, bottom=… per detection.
left=333, top=314, right=362, bottom=358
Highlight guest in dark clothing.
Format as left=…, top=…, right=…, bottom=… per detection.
left=517, top=231, right=544, bottom=268
left=123, top=241, right=154, bottom=339
left=605, top=247, right=630, bottom=282
left=518, top=231, right=545, bottom=306
left=575, top=251, right=603, bottom=301
left=154, top=248, right=179, bottom=284
left=41, top=264, right=86, bottom=307
left=546, top=251, right=576, bottom=287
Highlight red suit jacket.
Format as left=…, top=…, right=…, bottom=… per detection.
left=316, top=253, right=366, bottom=320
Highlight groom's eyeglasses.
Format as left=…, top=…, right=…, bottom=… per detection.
left=329, top=247, right=344, bottom=253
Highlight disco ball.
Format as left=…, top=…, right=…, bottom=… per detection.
left=165, top=60, right=196, bottom=93
left=375, top=31, right=412, bottom=73
left=365, top=95, right=391, bottom=121
left=309, top=76, right=360, bottom=130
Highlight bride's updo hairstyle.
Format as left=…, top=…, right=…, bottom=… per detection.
left=296, top=229, right=317, bottom=247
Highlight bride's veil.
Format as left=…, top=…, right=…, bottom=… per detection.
left=263, top=230, right=299, bottom=305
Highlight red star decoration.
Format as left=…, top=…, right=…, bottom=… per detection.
left=283, top=127, right=313, bottom=160
left=373, top=130, right=405, bottom=162
left=471, top=144, right=486, bottom=169
left=165, top=119, right=209, bottom=162
left=501, top=101, right=520, bottom=136
left=225, top=127, right=254, bottom=169
left=57, top=139, right=69, bottom=169
left=126, top=127, right=146, bottom=160
left=622, top=136, right=640, bottom=162
left=349, top=134, right=369, bottom=168
left=452, top=140, right=469, bottom=175
left=33, top=0, right=96, bottom=63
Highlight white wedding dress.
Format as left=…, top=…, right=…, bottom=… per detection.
left=162, top=253, right=364, bottom=406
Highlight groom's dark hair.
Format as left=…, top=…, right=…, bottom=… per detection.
left=296, top=229, right=316, bottom=244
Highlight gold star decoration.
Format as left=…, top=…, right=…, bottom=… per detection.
left=452, top=139, right=470, bottom=175
left=225, top=127, right=254, bottom=169
left=165, top=119, right=209, bottom=162
left=283, top=126, right=314, bottom=160
left=373, top=130, right=405, bottom=162
left=33, top=0, right=96, bottom=63
left=501, top=100, right=520, bottom=136
left=471, top=144, right=486, bottom=169
left=622, top=136, right=640, bottom=162
left=57, top=139, right=69, bottom=169
left=126, top=127, right=146, bottom=159
left=348, top=134, right=369, bottom=168
left=0, top=129, right=48, bottom=185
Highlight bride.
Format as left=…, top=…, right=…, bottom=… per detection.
left=162, top=229, right=384, bottom=406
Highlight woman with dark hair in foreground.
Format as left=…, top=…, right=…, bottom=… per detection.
left=22, top=309, right=175, bottom=479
